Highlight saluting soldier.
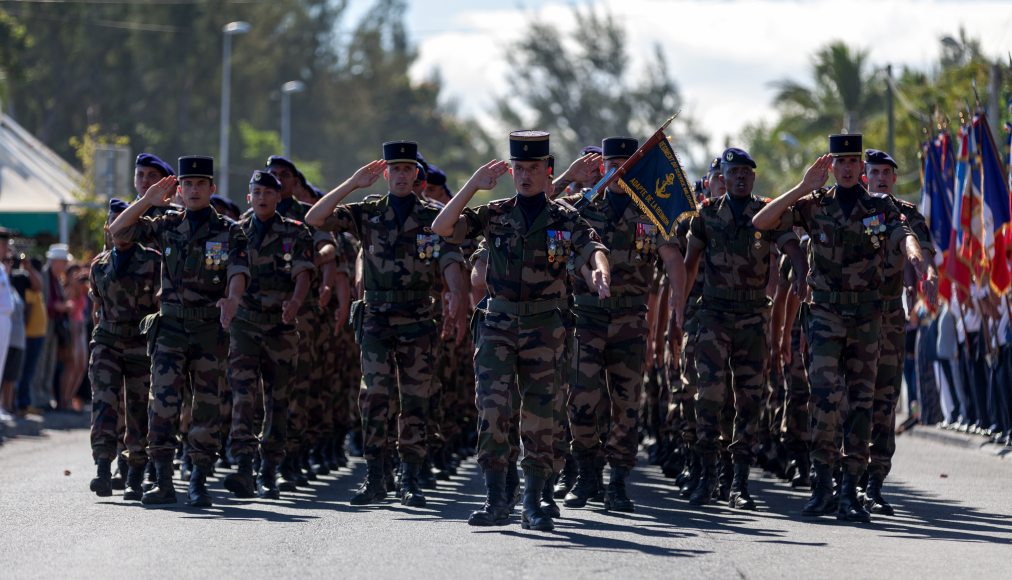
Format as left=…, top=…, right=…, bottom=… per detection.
left=752, top=134, right=928, bottom=523
left=88, top=199, right=161, bottom=500
left=432, top=130, right=610, bottom=532
left=222, top=170, right=315, bottom=500
left=306, top=141, right=467, bottom=509
left=110, top=155, right=247, bottom=508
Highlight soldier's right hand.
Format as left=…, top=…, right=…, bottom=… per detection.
left=800, top=154, right=832, bottom=192
left=562, top=153, right=603, bottom=184
left=465, top=160, right=509, bottom=192
left=349, top=160, right=386, bottom=189
left=217, top=296, right=239, bottom=330
left=142, top=175, right=177, bottom=205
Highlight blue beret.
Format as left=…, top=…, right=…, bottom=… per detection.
left=415, top=161, right=427, bottom=182
left=210, top=194, right=241, bottom=215
left=708, top=156, right=722, bottom=173
left=864, top=148, right=897, bottom=169
left=509, top=130, right=550, bottom=161
left=249, top=170, right=282, bottom=190
left=416, top=151, right=429, bottom=170
left=426, top=165, right=447, bottom=186
left=829, top=133, right=862, bottom=157
left=135, top=153, right=174, bottom=177
left=311, top=186, right=325, bottom=199
left=693, top=179, right=704, bottom=195
left=580, top=145, right=603, bottom=156
left=108, top=198, right=129, bottom=216
left=721, top=147, right=757, bottom=169
left=265, top=155, right=297, bottom=172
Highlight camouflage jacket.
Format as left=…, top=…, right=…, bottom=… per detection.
left=89, top=246, right=160, bottom=343
left=235, top=214, right=316, bottom=313
left=674, top=217, right=704, bottom=318
left=874, top=194, right=935, bottom=300
left=786, top=185, right=912, bottom=299
left=688, top=194, right=797, bottom=311
left=447, top=195, right=607, bottom=303
left=113, top=208, right=247, bottom=309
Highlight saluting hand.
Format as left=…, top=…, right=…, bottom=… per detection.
left=563, top=153, right=603, bottom=184
left=466, top=160, right=509, bottom=192
left=349, top=160, right=386, bottom=189
left=143, top=175, right=177, bottom=206
left=800, top=154, right=832, bottom=192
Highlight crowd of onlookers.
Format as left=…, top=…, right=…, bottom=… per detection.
left=0, top=230, right=96, bottom=434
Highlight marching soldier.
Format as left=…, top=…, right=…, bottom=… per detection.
left=110, top=155, right=247, bottom=508
left=752, top=134, right=929, bottom=522
left=88, top=199, right=160, bottom=500
left=306, top=141, right=467, bottom=509
left=432, top=130, right=610, bottom=532
left=222, top=170, right=315, bottom=500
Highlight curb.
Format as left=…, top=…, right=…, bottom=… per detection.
left=0, top=410, right=91, bottom=443
left=900, top=424, right=1011, bottom=461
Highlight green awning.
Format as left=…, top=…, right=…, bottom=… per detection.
left=0, top=212, right=77, bottom=237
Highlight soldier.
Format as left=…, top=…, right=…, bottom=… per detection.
left=563, top=137, right=687, bottom=513
left=306, top=141, right=467, bottom=508
left=133, top=153, right=177, bottom=218
left=752, top=134, right=929, bottom=522
left=110, top=155, right=246, bottom=508
left=863, top=148, right=938, bottom=514
left=432, top=130, right=610, bottom=532
left=683, top=148, right=805, bottom=509
left=88, top=199, right=160, bottom=500
left=222, top=170, right=315, bottom=499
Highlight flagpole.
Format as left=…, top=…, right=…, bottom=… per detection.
left=589, top=113, right=679, bottom=199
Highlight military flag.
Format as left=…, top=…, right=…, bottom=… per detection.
left=970, top=113, right=1011, bottom=295
left=920, top=131, right=955, bottom=301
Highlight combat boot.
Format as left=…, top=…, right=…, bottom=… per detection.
left=679, top=451, right=702, bottom=496
left=111, top=455, right=128, bottom=491
left=89, top=458, right=113, bottom=497
left=216, top=450, right=231, bottom=471
left=553, top=453, right=577, bottom=499
left=540, top=474, right=561, bottom=518
left=728, top=462, right=757, bottom=511
left=141, top=459, right=177, bottom=505
left=563, top=457, right=599, bottom=508
left=187, top=463, right=213, bottom=507
left=142, top=460, right=157, bottom=492
left=179, top=445, right=193, bottom=482
left=123, top=462, right=146, bottom=501
left=309, top=443, right=330, bottom=476
left=399, top=461, right=427, bottom=507
left=688, top=455, right=718, bottom=506
left=347, top=429, right=364, bottom=457
left=257, top=462, right=280, bottom=500
left=349, top=459, right=388, bottom=505
left=801, top=462, right=835, bottom=516
left=521, top=471, right=554, bottom=531
left=505, top=461, right=521, bottom=512
left=661, top=446, right=686, bottom=479
left=788, top=452, right=812, bottom=489
left=299, top=447, right=315, bottom=482
left=837, top=472, right=871, bottom=523
left=384, top=454, right=397, bottom=493
left=715, top=456, right=732, bottom=502
left=604, top=466, right=635, bottom=513
left=418, top=455, right=437, bottom=490
left=468, top=467, right=510, bottom=526
left=277, top=456, right=300, bottom=492
left=332, top=432, right=349, bottom=468
left=432, top=447, right=450, bottom=481
left=863, top=474, right=894, bottom=516
left=591, top=456, right=606, bottom=503
left=223, top=455, right=256, bottom=498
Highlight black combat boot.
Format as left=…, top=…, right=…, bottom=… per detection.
left=715, top=455, right=733, bottom=502
left=399, top=461, right=427, bottom=507
left=432, top=446, right=450, bottom=481
left=350, top=459, right=388, bottom=505
left=347, top=430, right=364, bottom=457
left=310, top=443, right=330, bottom=476
left=801, top=462, right=835, bottom=516
left=521, top=472, right=554, bottom=531
left=837, top=472, right=871, bottom=523
left=541, top=474, right=561, bottom=518
left=505, top=461, right=521, bottom=513
left=179, top=443, right=192, bottom=482
left=111, top=455, right=128, bottom=491
left=384, top=454, right=398, bottom=493
left=679, top=451, right=702, bottom=498
left=591, top=456, right=606, bottom=503
left=604, top=466, right=635, bottom=512
left=141, top=459, right=177, bottom=506
left=788, top=452, right=812, bottom=489
left=257, top=462, right=281, bottom=500
left=728, top=462, right=757, bottom=511
left=554, top=453, right=577, bottom=499
left=277, top=456, right=300, bottom=492
left=418, top=455, right=437, bottom=490
left=187, top=463, right=213, bottom=507
left=661, top=446, right=686, bottom=479
left=299, top=446, right=315, bottom=482
left=216, top=450, right=231, bottom=470
left=223, top=455, right=256, bottom=498
left=468, top=467, right=510, bottom=526
left=142, top=460, right=157, bottom=492
left=688, top=455, right=719, bottom=506
left=123, top=462, right=146, bottom=501
left=863, top=474, right=894, bottom=516
left=563, top=456, right=599, bottom=508
left=90, top=458, right=113, bottom=497
left=444, top=445, right=458, bottom=477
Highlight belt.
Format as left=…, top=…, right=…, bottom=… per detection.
left=702, top=287, right=768, bottom=302
left=883, top=296, right=903, bottom=310
left=362, top=290, right=432, bottom=304
left=811, top=290, right=880, bottom=305
left=236, top=307, right=285, bottom=325
left=486, top=298, right=568, bottom=316
left=160, top=303, right=220, bottom=321
left=97, top=320, right=142, bottom=337
left=572, top=294, right=647, bottom=309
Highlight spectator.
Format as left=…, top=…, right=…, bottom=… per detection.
left=16, top=257, right=46, bottom=416
left=33, top=243, right=72, bottom=410
left=2, top=253, right=29, bottom=418
left=60, top=263, right=89, bottom=412
left=0, top=228, right=14, bottom=416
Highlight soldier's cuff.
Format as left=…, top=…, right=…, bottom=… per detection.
left=575, top=242, right=607, bottom=272
left=686, top=235, right=705, bottom=253
left=227, top=266, right=249, bottom=285
left=775, top=230, right=799, bottom=249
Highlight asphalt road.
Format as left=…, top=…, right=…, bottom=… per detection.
left=1, top=429, right=1009, bottom=580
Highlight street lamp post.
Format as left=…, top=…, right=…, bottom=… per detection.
left=218, top=21, right=251, bottom=202
left=281, top=80, right=306, bottom=157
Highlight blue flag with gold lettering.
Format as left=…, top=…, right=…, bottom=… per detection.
left=602, top=122, right=697, bottom=240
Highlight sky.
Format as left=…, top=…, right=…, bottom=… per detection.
left=345, top=0, right=1012, bottom=152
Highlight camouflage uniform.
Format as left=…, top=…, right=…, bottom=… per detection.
left=673, top=218, right=703, bottom=449
left=227, top=214, right=315, bottom=465
left=114, top=208, right=245, bottom=468
left=778, top=245, right=812, bottom=457
left=88, top=246, right=160, bottom=466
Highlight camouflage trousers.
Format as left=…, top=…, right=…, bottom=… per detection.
left=869, top=302, right=904, bottom=478
left=678, top=313, right=701, bottom=446
left=331, top=325, right=359, bottom=439
left=227, top=316, right=297, bottom=465
left=357, top=309, right=436, bottom=463
left=287, top=306, right=320, bottom=456
left=89, top=335, right=150, bottom=465
left=307, top=311, right=336, bottom=447
left=475, top=309, right=565, bottom=478
left=807, top=302, right=881, bottom=475
left=146, top=315, right=226, bottom=466
left=693, top=307, right=769, bottom=463
left=427, top=332, right=454, bottom=450
left=781, top=308, right=810, bottom=454
left=568, top=306, right=646, bottom=469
